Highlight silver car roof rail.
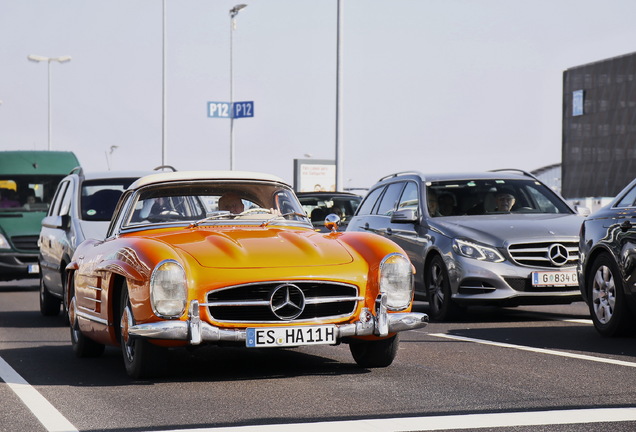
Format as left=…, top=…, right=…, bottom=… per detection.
left=378, top=171, right=422, bottom=182
left=489, top=168, right=538, bottom=180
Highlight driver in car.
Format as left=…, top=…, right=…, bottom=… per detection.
left=494, top=190, right=516, bottom=212
left=218, top=192, right=245, bottom=214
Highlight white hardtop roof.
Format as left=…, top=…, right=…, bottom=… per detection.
left=128, top=170, right=289, bottom=190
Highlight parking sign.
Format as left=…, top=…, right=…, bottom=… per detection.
left=208, top=101, right=254, bottom=119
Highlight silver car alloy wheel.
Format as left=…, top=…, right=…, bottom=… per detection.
left=591, top=264, right=616, bottom=325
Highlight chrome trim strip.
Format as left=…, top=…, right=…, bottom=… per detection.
left=201, top=296, right=364, bottom=308
left=306, top=296, right=364, bottom=304
left=207, top=280, right=359, bottom=295
left=80, top=296, right=101, bottom=304
left=205, top=312, right=357, bottom=325
left=76, top=309, right=108, bottom=326
left=202, top=300, right=270, bottom=307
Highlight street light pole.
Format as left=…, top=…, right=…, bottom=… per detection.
left=229, top=4, right=247, bottom=171
left=27, top=54, right=71, bottom=151
left=335, top=0, right=343, bottom=191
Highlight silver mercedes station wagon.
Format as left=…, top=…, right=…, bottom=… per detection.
left=347, top=170, right=588, bottom=321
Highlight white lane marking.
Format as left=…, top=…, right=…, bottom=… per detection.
left=562, top=318, right=593, bottom=324
left=430, top=333, right=636, bottom=367
left=160, top=407, right=636, bottom=431
left=0, top=355, right=78, bottom=432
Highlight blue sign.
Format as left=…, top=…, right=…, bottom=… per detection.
left=207, top=101, right=254, bottom=119
left=233, top=101, right=254, bottom=118
left=208, top=102, right=232, bottom=118
left=572, top=90, right=584, bottom=116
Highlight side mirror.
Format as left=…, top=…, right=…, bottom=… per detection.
left=391, top=208, right=418, bottom=223
left=324, top=213, right=341, bottom=232
left=42, top=215, right=71, bottom=230
left=574, top=205, right=591, bottom=217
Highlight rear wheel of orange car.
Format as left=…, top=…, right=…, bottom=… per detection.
left=119, top=282, right=167, bottom=379
left=349, top=335, right=399, bottom=368
left=68, top=274, right=105, bottom=358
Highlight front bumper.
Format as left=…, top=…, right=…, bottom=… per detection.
left=447, top=254, right=581, bottom=305
left=128, top=294, right=429, bottom=345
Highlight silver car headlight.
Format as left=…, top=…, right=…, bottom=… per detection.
left=379, top=253, right=414, bottom=311
left=150, top=260, right=187, bottom=318
left=453, top=239, right=504, bottom=263
left=0, top=233, right=10, bottom=250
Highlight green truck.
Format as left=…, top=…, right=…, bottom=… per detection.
left=0, top=150, right=80, bottom=281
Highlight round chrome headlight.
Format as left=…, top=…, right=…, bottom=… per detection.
left=379, top=253, right=414, bottom=310
left=150, top=260, right=187, bottom=318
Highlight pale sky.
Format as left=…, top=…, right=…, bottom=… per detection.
left=2, top=0, right=636, bottom=190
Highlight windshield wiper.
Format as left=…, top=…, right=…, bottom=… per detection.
left=188, top=211, right=234, bottom=228
left=260, top=212, right=308, bottom=227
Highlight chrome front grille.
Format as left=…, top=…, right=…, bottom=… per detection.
left=508, top=241, right=579, bottom=268
left=204, top=281, right=362, bottom=323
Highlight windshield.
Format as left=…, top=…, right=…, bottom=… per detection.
left=121, top=181, right=310, bottom=229
left=298, top=194, right=361, bottom=224
left=0, top=175, right=66, bottom=212
left=426, top=179, right=573, bottom=216
left=81, top=178, right=140, bottom=221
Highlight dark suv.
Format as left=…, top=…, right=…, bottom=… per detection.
left=578, top=177, right=636, bottom=336
left=347, top=170, right=588, bottom=321
left=38, top=168, right=150, bottom=316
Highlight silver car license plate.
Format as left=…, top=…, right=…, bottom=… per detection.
left=531, top=270, right=578, bottom=287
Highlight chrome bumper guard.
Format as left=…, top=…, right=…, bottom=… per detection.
left=128, top=294, right=428, bottom=345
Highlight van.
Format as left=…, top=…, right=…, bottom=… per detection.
left=0, top=150, right=80, bottom=281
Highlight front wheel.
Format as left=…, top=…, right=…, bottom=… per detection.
left=588, top=254, right=635, bottom=336
left=426, top=255, right=459, bottom=321
left=39, top=275, right=61, bottom=316
left=349, top=335, right=399, bottom=368
left=119, top=283, right=166, bottom=378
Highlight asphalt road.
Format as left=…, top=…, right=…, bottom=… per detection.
left=2, top=279, right=636, bottom=432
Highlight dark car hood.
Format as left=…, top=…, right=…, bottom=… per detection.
left=430, top=213, right=584, bottom=247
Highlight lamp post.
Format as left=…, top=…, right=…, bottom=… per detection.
left=229, top=4, right=247, bottom=170
left=335, top=0, right=343, bottom=191
left=27, top=55, right=71, bottom=151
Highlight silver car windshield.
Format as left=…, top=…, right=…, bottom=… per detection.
left=121, top=181, right=310, bottom=228
left=426, top=179, right=573, bottom=216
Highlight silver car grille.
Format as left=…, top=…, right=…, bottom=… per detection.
left=203, top=281, right=362, bottom=323
left=507, top=241, right=579, bottom=268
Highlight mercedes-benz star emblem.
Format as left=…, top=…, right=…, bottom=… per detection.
left=548, top=244, right=569, bottom=266
left=269, top=284, right=305, bottom=320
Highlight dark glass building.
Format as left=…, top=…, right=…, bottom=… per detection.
left=562, top=52, right=636, bottom=199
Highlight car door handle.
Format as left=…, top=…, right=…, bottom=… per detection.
left=621, top=220, right=632, bottom=232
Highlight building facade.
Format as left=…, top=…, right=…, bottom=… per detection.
left=562, top=52, right=636, bottom=199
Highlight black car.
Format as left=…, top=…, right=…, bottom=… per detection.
left=579, top=178, right=636, bottom=336
left=297, top=191, right=362, bottom=232
left=38, top=168, right=150, bottom=316
left=347, top=170, right=588, bottom=321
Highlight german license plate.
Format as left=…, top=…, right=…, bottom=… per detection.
left=531, top=270, right=578, bottom=287
left=246, top=325, right=337, bottom=348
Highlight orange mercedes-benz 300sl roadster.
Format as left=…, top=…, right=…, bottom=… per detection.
left=67, top=170, right=428, bottom=377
